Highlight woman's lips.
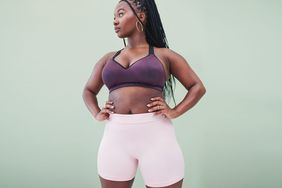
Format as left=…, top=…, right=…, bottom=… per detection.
left=114, top=28, right=120, bottom=33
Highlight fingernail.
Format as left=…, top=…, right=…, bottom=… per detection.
left=150, top=98, right=154, bottom=100
left=148, top=109, right=151, bottom=112
left=147, top=104, right=150, bottom=107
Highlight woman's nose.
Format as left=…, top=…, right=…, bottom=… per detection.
left=113, top=18, right=119, bottom=25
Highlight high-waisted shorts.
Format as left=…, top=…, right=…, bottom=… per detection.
left=97, top=112, right=185, bottom=187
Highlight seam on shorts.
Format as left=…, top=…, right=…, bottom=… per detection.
left=98, top=173, right=135, bottom=181
left=145, top=175, right=184, bottom=187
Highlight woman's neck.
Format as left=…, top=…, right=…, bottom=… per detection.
left=126, top=33, right=148, bottom=49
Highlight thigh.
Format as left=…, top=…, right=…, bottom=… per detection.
left=99, top=176, right=135, bottom=188
left=97, top=131, right=138, bottom=182
left=146, top=178, right=183, bottom=188
left=139, top=127, right=185, bottom=187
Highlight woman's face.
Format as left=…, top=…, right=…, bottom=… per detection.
left=113, top=1, right=139, bottom=38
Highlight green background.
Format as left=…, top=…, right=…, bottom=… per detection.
left=1, top=0, right=281, bottom=188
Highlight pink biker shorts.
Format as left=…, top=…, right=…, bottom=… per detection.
left=97, top=112, right=185, bottom=187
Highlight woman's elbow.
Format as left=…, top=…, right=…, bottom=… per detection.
left=199, top=83, right=206, bottom=95
left=194, top=82, right=206, bottom=96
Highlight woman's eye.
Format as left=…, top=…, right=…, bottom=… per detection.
left=118, top=12, right=124, bottom=17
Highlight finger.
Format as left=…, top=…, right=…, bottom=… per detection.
left=151, top=97, right=164, bottom=101
left=148, top=105, right=164, bottom=112
left=102, top=107, right=114, bottom=114
left=104, top=104, right=115, bottom=109
left=108, top=110, right=114, bottom=114
left=106, top=101, right=114, bottom=104
left=105, top=109, right=114, bottom=114
left=147, top=101, right=163, bottom=107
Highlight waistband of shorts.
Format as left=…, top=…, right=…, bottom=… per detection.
left=108, top=112, right=168, bottom=124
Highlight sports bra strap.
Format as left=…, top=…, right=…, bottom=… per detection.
left=149, top=45, right=154, bottom=55
left=113, top=45, right=153, bottom=58
left=112, top=49, right=123, bottom=61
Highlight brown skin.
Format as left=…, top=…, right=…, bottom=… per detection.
left=82, top=2, right=206, bottom=187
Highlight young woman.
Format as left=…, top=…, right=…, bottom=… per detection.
left=82, top=0, right=206, bottom=188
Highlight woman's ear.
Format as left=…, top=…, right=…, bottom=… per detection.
left=139, top=12, right=146, bottom=23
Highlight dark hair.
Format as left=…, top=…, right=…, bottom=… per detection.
left=119, top=0, right=177, bottom=106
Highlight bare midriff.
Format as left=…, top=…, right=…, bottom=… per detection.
left=108, top=86, right=164, bottom=114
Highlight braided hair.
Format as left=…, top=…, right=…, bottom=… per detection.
left=119, top=0, right=177, bottom=106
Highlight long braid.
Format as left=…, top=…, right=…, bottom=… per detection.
left=119, top=0, right=177, bottom=106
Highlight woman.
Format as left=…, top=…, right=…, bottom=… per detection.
left=82, top=0, right=206, bottom=188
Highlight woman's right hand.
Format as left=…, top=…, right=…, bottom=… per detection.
left=94, top=101, right=115, bottom=121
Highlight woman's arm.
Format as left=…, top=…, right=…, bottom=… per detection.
left=165, top=48, right=206, bottom=118
left=82, top=51, right=115, bottom=118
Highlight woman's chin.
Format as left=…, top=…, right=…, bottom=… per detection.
left=116, top=34, right=126, bottom=38
left=115, top=31, right=128, bottom=38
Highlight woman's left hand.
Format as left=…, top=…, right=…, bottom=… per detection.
left=147, top=97, right=178, bottom=119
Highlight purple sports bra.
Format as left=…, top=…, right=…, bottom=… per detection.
left=102, top=45, right=166, bottom=93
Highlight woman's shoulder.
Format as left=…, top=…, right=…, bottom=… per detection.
left=154, top=47, right=185, bottom=61
left=153, top=46, right=174, bottom=58
left=153, top=47, right=175, bottom=63
left=153, top=46, right=177, bottom=55
left=104, top=50, right=119, bottom=60
left=97, top=50, right=119, bottom=65
left=92, top=51, right=116, bottom=71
